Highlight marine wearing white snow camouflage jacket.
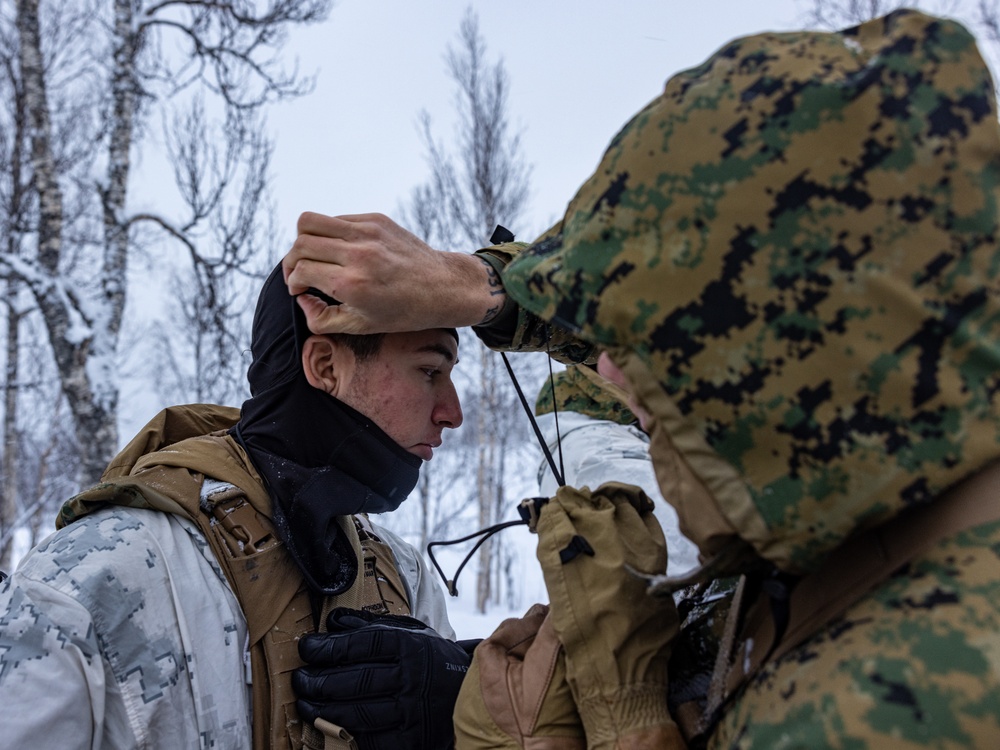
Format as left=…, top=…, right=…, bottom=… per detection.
left=0, top=405, right=453, bottom=750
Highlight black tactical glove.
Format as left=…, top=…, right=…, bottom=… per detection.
left=294, top=607, right=471, bottom=750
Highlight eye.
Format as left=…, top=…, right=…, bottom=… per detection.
left=421, top=368, right=440, bottom=379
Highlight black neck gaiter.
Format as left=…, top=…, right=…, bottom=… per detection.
left=231, top=266, right=420, bottom=596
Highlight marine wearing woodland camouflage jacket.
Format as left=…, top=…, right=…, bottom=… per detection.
left=476, top=9, right=1000, bottom=748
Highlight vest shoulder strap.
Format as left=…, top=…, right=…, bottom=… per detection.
left=193, top=479, right=413, bottom=750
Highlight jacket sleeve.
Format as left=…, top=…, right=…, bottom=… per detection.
left=536, top=413, right=702, bottom=577
left=0, top=568, right=109, bottom=750
left=0, top=508, right=252, bottom=750
left=473, top=242, right=597, bottom=365
left=369, top=522, right=458, bottom=640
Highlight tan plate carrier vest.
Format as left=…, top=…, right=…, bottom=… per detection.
left=196, top=480, right=412, bottom=750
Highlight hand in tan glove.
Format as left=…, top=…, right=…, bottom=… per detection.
left=534, top=483, right=686, bottom=750
left=454, top=603, right=585, bottom=750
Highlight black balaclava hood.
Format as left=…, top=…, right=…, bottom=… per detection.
left=232, top=264, right=421, bottom=595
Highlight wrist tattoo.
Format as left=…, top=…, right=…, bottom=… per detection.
left=480, top=304, right=502, bottom=325
left=477, top=256, right=507, bottom=325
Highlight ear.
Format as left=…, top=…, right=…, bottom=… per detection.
left=301, top=335, right=350, bottom=396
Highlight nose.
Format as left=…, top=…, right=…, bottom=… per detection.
left=434, top=380, right=464, bottom=429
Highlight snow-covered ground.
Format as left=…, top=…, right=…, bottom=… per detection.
left=446, top=595, right=528, bottom=641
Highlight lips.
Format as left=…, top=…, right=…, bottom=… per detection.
left=412, top=438, right=442, bottom=461
left=412, top=444, right=434, bottom=461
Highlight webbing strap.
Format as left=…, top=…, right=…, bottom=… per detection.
left=302, top=719, right=358, bottom=750
left=199, top=483, right=404, bottom=750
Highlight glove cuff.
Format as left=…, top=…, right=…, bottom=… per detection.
left=574, top=684, right=672, bottom=748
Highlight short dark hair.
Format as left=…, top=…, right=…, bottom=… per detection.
left=325, top=333, right=385, bottom=363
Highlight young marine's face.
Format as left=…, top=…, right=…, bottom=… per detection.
left=335, top=329, right=463, bottom=460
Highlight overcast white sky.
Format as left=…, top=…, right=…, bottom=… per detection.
left=267, top=0, right=811, bottom=245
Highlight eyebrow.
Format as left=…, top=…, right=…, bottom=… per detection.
left=416, top=342, right=458, bottom=363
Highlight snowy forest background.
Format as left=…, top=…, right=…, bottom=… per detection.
left=2, top=0, right=1000, bottom=637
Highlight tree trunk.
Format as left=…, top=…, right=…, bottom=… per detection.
left=102, top=0, right=137, bottom=344
left=476, top=347, right=501, bottom=613
left=1, top=282, right=20, bottom=572
left=18, top=0, right=119, bottom=486
left=16, top=0, right=59, bottom=274
left=1, top=35, right=28, bottom=570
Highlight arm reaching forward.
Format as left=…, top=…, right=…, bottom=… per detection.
left=283, top=212, right=507, bottom=335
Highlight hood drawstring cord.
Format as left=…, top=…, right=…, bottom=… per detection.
left=427, top=225, right=571, bottom=597
left=427, top=345, right=565, bottom=597
left=428, top=496, right=555, bottom=597
left=427, top=519, right=527, bottom=596
left=500, top=347, right=565, bottom=488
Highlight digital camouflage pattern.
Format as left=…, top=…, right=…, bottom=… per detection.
left=496, top=9, right=1000, bottom=747
left=713, top=518, right=1000, bottom=748
left=503, top=9, right=1000, bottom=575
left=476, top=243, right=597, bottom=365
left=534, top=364, right=637, bottom=425
left=0, top=504, right=253, bottom=749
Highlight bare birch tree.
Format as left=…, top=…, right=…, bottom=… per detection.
left=0, top=14, right=30, bottom=570
left=395, top=8, right=542, bottom=614
left=148, top=102, right=278, bottom=408
left=0, top=0, right=330, bottom=495
left=0, top=7, right=76, bottom=570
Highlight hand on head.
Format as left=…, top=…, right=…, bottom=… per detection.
left=283, top=212, right=502, bottom=335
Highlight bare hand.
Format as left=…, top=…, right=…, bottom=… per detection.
left=282, top=212, right=504, bottom=334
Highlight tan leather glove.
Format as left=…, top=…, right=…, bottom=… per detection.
left=454, top=603, right=585, bottom=750
left=535, top=483, right=685, bottom=750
